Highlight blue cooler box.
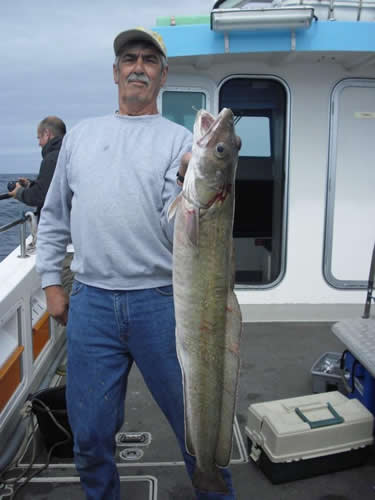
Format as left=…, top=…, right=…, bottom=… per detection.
left=342, top=350, right=375, bottom=416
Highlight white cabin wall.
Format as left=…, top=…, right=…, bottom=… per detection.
left=275, top=63, right=340, bottom=304
left=166, top=59, right=375, bottom=320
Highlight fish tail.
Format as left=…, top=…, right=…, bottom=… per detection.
left=193, top=466, right=229, bottom=494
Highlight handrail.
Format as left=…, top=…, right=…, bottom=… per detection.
left=0, top=211, right=32, bottom=259
left=0, top=216, right=27, bottom=234
left=362, top=241, right=375, bottom=319
left=0, top=188, right=36, bottom=258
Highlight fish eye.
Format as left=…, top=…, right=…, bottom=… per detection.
left=215, top=143, right=226, bottom=157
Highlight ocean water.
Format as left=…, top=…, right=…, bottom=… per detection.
left=0, top=174, right=35, bottom=262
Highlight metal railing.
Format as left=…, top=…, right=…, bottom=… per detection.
left=363, top=241, right=375, bottom=319
left=0, top=193, right=33, bottom=258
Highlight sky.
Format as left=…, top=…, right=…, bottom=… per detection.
left=0, top=0, right=215, bottom=174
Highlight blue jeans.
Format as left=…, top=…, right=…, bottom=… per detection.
left=66, top=281, right=235, bottom=500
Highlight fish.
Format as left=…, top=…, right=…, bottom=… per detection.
left=168, top=107, right=242, bottom=494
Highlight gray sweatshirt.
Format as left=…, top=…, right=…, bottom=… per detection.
left=36, top=112, right=192, bottom=290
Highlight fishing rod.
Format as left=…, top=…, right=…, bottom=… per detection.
left=0, top=193, right=11, bottom=200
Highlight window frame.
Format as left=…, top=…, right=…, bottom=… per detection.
left=159, top=86, right=211, bottom=128
left=323, top=78, right=375, bottom=289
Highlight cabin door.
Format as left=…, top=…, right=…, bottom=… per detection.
left=219, top=77, right=288, bottom=287
left=324, top=79, right=375, bottom=288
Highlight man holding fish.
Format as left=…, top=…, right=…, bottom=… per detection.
left=36, top=26, right=241, bottom=499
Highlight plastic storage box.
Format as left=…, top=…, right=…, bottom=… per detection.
left=245, top=391, right=373, bottom=484
left=311, top=352, right=345, bottom=393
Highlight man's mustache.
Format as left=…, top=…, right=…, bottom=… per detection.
left=127, top=73, right=150, bottom=85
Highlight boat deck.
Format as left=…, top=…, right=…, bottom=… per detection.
left=4, top=322, right=375, bottom=500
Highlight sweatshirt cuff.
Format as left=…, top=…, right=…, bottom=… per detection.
left=15, top=187, right=25, bottom=202
left=41, top=272, right=62, bottom=289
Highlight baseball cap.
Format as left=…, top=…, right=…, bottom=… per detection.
left=114, top=27, right=167, bottom=58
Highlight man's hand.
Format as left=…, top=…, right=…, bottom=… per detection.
left=8, top=182, right=22, bottom=198
left=177, top=152, right=192, bottom=187
left=18, top=177, right=30, bottom=187
left=8, top=178, right=30, bottom=198
left=44, top=285, right=69, bottom=326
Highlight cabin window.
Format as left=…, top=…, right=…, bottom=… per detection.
left=219, top=77, right=288, bottom=287
left=161, top=90, right=206, bottom=131
left=324, top=79, right=375, bottom=289
left=234, top=116, right=271, bottom=157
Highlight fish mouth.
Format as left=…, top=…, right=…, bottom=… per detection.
left=196, top=108, right=234, bottom=147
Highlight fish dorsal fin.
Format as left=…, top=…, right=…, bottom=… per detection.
left=167, top=192, right=183, bottom=221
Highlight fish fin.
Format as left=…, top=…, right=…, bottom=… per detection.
left=215, top=290, right=242, bottom=467
left=167, top=193, right=182, bottom=221
left=193, top=465, right=229, bottom=494
left=183, top=376, right=196, bottom=457
left=175, top=331, right=195, bottom=457
left=185, top=427, right=195, bottom=457
left=185, top=208, right=200, bottom=247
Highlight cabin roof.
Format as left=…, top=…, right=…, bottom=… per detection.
left=153, top=21, right=375, bottom=59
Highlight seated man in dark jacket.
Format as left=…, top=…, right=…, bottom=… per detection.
left=10, top=116, right=66, bottom=218
left=11, top=116, right=72, bottom=376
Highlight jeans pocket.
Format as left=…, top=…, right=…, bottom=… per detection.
left=154, top=285, right=173, bottom=296
left=70, top=280, right=85, bottom=297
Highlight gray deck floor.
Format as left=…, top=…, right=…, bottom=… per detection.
left=5, top=322, right=375, bottom=500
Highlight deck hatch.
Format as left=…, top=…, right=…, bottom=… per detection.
left=2, top=476, right=157, bottom=500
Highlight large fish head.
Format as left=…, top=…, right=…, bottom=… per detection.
left=185, top=108, right=240, bottom=208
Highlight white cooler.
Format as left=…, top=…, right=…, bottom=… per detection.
left=245, top=391, right=374, bottom=483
